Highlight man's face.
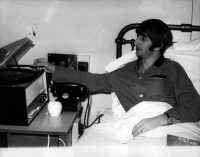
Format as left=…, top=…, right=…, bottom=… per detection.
left=135, top=34, right=154, bottom=59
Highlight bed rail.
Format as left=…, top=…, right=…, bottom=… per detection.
left=115, top=23, right=200, bottom=58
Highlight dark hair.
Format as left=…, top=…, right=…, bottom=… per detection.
left=136, top=19, right=173, bottom=54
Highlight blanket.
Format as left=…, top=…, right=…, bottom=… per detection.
left=80, top=101, right=200, bottom=144
left=83, top=101, right=170, bottom=143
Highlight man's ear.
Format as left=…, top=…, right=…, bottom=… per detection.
left=153, top=44, right=163, bottom=51
left=154, top=47, right=161, bottom=51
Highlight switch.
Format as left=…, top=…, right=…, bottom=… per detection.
left=78, top=62, right=88, bottom=72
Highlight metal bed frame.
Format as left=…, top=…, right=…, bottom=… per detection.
left=115, top=23, right=200, bottom=59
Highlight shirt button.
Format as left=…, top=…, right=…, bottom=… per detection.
left=139, top=94, right=144, bottom=98
left=139, top=76, right=143, bottom=80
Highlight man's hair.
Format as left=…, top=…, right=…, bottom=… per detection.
left=136, top=19, right=173, bottom=55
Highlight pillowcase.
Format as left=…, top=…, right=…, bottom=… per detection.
left=173, top=37, right=200, bottom=52
left=164, top=46, right=200, bottom=94
left=105, top=50, right=137, bottom=72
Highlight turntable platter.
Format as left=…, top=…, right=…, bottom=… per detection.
left=0, top=68, right=38, bottom=84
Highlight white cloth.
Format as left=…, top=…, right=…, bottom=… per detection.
left=105, top=51, right=137, bottom=119
left=110, top=93, right=126, bottom=119
left=81, top=101, right=200, bottom=145
left=173, top=37, right=200, bottom=51
left=83, top=101, right=173, bottom=143
left=105, top=50, right=136, bottom=73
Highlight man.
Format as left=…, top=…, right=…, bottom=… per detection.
left=34, top=19, right=200, bottom=137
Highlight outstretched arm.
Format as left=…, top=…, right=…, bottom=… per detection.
left=33, top=57, right=114, bottom=94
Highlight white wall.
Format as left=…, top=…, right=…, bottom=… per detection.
left=192, top=0, right=200, bottom=38
left=0, top=0, right=199, bottom=121
left=0, top=0, right=197, bottom=65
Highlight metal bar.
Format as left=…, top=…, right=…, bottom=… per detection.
left=116, top=23, right=200, bottom=58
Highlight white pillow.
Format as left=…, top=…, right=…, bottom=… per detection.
left=173, top=37, right=200, bottom=52
left=164, top=46, right=200, bottom=94
left=105, top=50, right=137, bottom=73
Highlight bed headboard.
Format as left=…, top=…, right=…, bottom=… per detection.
left=115, top=23, right=200, bottom=59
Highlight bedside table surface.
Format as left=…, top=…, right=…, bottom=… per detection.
left=0, top=104, right=77, bottom=136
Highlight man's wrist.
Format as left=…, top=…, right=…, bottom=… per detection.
left=49, top=64, right=55, bottom=73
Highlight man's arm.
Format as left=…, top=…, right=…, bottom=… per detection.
left=34, top=57, right=114, bottom=94
left=166, top=63, right=200, bottom=122
left=132, top=113, right=181, bottom=137
left=132, top=63, right=200, bottom=137
left=52, top=64, right=114, bottom=94
left=34, top=58, right=55, bottom=73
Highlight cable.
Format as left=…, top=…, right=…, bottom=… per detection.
left=47, top=134, right=50, bottom=148
left=79, top=87, right=104, bottom=138
left=83, top=95, right=91, bottom=127
left=47, top=135, right=66, bottom=147
left=86, top=96, right=92, bottom=126
left=58, top=138, right=66, bottom=147
left=86, top=114, right=104, bottom=128
left=83, top=96, right=89, bottom=126
left=82, top=95, right=104, bottom=129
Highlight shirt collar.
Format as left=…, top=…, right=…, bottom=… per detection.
left=153, top=55, right=165, bottom=68
left=135, top=55, right=165, bottom=70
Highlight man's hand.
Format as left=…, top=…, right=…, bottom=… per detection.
left=132, top=114, right=167, bottom=137
left=33, top=58, right=55, bottom=73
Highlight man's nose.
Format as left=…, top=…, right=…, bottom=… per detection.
left=135, top=37, right=140, bottom=45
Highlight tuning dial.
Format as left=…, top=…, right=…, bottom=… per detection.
left=40, top=94, right=47, bottom=102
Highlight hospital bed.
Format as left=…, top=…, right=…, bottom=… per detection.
left=72, top=22, right=200, bottom=157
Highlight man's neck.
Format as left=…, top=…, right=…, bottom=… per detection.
left=139, top=53, right=161, bottom=73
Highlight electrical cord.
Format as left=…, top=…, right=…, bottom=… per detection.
left=58, top=138, right=66, bottom=147
left=47, top=135, right=67, bottom=147
left=86, top=114, right=104, bottom=128
left=76, top=86, right=104, bottom=138
left=47, top=134, right=50, bottom=148
left=83, top=95, right=90, bottom=127
left=82, top=95, right=104, bottom=129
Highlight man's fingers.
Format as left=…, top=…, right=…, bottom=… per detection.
left=134, top=120, right=145, bottom=128
left=35, top=66, right=45, bottom=71
left=132, top=125, right=143, bottom=137
left=33, top=58, right=47, bottom=66
left=132, top=120, right=148, bottom=137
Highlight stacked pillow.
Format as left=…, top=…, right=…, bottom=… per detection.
left=165, top=37, right=200, bottom=94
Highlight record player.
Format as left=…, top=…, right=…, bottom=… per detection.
left=0, top=37, right=49, bottom=126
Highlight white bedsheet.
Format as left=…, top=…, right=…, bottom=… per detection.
left=77, top=101, right=200, bottom=145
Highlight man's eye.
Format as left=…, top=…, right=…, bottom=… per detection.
left=136, top=35, right=148, bottom=42
left=142, top=37, right=147, bottom=41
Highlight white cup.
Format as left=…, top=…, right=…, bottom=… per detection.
left=47, top=101, right=62, bottom=117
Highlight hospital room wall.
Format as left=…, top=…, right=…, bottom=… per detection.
left=0, top=0, right=199, bottom=116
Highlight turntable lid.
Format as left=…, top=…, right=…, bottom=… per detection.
left=0, top=37, right=34, bottom=67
